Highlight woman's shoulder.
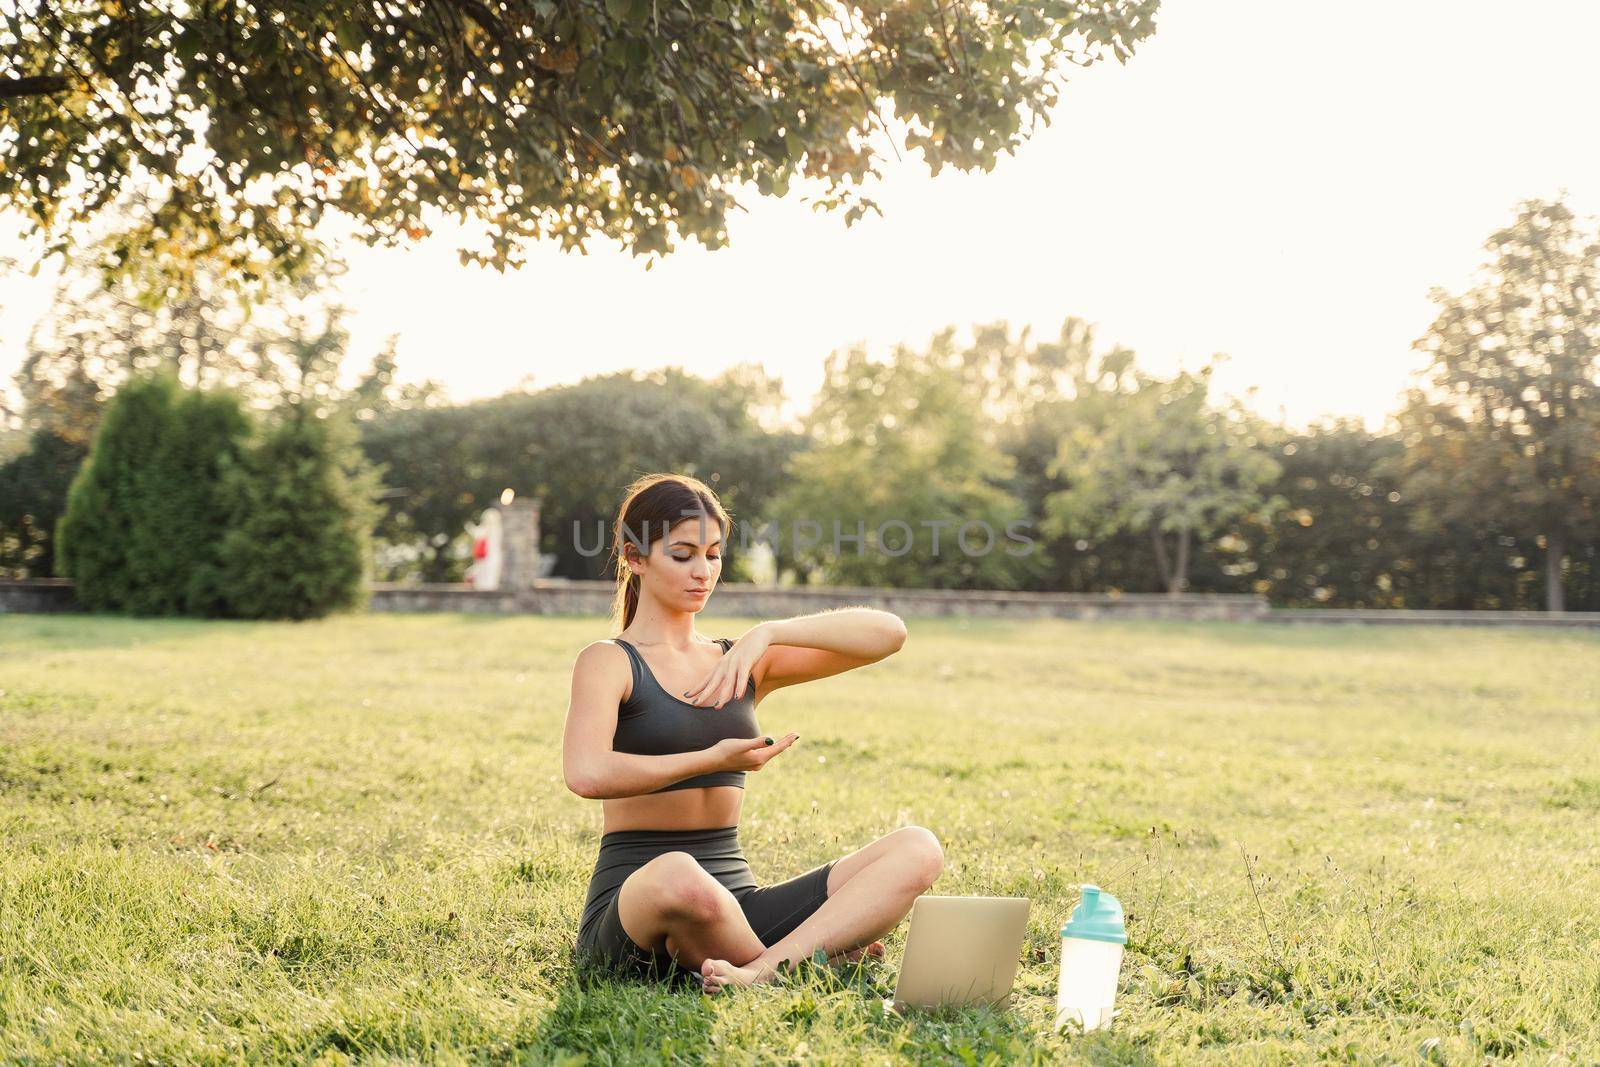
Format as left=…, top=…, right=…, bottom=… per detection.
left=575, top=637, right=630, bottom=662
left=572, top=640, right=635, bottom=695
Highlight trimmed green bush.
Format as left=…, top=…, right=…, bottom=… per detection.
left=55, top=373, right=374, bottom=619
left=217, top=409, right=374, bottom=620
left=56, top=374, right=176, bottom=609
left=132, top=385, right=254, bottom=615
left=56, top=373, right=250, bottom=614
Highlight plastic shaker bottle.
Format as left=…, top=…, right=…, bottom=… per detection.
left=1055, top=884, right=1127, bottom=1032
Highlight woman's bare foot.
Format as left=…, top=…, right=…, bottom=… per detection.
left=829, top=940, right=886, bottom=966
left=700, top=941, right=886, bottom=993
left=700, top=956, right=779, bottom=994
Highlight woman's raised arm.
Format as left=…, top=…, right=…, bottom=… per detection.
left=682, top=607, right=907, bottom=708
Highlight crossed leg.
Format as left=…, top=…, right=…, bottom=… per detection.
left=613, top=850, right=766, bottom=972
left=698, top=824, right=944, bottom=992
left=613, top=825, right=945, bottom=994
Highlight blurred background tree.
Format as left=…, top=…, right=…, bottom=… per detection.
left=217, top=410, right=375, bottom=621
left=0, top=428, right=85, bottom=579
left=211, top=272, right=384, bottom=619
left=0, top=222, right=423, bottom=584
left=7, top=197, right=1597, bottom=611
left=361, top=364, right=799, bottom=583
left=769, top=333, right=1037, bottom=589
left=1392, top=197, right=1600, bottom=612
left=55, top=372, right=253, bottom=614
left=1043, top=359, right=1284, bottom=595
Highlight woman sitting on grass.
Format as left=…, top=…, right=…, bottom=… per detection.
left=562, top=473, right=945, bottom=994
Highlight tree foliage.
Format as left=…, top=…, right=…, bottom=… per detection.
left=1044, top=360, right=1283, bottom=594
left=769, top=333, right=1037, bottom=589
left=217, top=410, right=374, bottom=620
left=1, top=0, right=1160, bottom=292
left=0, top=429, right=88, bottom=578
left=1393, top=197, right=1600, bottom=611
left=55, top=373, right=177, bottom=610
left=17, top=222, right=428, bottom=460
left=50, top=356, right=376, bottom=618
left=55, top=372, right=252, bottom=613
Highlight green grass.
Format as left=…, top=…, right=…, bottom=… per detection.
left=2, top=612, right=1598, bottom=1064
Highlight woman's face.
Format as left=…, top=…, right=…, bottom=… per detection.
left=633, top=515, right=723, bottom=612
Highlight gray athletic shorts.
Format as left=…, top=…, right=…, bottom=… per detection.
left=574, top=824, right=834, bottom=985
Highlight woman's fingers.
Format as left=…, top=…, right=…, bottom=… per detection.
left=729, top=732, right=798, bottom=772
left=716, top=662, right=755, bottom=707
left=687, top=665, right=739, bottom=709
left=682, top=662, right=726, bottom=705
left=680, top=648, right=760, bottom=708
left=753, top=732, right=799, bottom=765
left=683, top=652, right=756, bottom=708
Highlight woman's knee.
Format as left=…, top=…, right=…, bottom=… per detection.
left=892, top=825, right=945, bottom=889
left=638, top=851, right=732, bottom=924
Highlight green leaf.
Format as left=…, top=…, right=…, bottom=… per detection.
left=334, top=22, right=362, bottom=54
left=739, top=108, right=772, bottom=141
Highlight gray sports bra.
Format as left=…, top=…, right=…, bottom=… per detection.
left=611, top=636, right=761, bottom=793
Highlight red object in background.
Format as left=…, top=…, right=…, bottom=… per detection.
left=473, top=535, right=489, bottom=560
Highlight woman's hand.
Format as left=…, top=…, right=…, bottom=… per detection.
left=711, top=732, right=799, bottom=773
left=683, top=624, right=772, bottom=709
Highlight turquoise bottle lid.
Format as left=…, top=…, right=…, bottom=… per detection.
left=1060, top=884, right=1127, bottom=944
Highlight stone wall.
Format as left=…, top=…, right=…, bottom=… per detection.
left=364, top=580, right=1269, bottom=621
left=8, top=578, right=1600, bottom=627
left=0, top=579, right=77, bottom=614
left=1266, top=607, right=1600, bottom=629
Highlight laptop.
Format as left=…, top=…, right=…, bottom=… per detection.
left=886, top=895, right=1032, bottom=1013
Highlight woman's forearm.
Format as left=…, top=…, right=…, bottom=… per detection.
left=756, top=607, right=907, bottom=658
left=576, top=747, right=723, bottom=800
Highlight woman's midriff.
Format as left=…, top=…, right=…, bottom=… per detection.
left=601, top=786, right=744, bottom=833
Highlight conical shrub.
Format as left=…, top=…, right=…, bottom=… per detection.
left=218, top=409, right=372, bottom=620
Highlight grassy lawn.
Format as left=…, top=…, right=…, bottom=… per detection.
left=2, top=612, right=1598, bottom=1064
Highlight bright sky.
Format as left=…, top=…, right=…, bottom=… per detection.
left=4, top=0, right=1599, bottom=432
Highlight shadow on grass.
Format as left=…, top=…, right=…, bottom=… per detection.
left=517, top=945, right=1154, bottom=1066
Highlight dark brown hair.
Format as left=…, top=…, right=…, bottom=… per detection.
left=609, top=473, right=731, bottom=632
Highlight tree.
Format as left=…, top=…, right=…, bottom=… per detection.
left=460, top=364, right=798, bottom=581
left=22, top=240, right=269, bottom=406
left=0, top=429, right=89, bottom=578
left=55, top=372, right=252, bottom=613
left=1393, top=197, right=1600, bottom=612
left=1044, top=361, right=1282, bottom=595
left=211, top=275, right=384, bottom=618
left=216, top=410, right=374, bottom=620
left=357, top=403, right=483, bottom=582
left=975, top=317, right=1148, bottom=593
left=2, top=1, right=1160, bottom=293
left=18, top=218, right=376, bottom=423
left=1230, top=421, right=1409, bottom=608
left=770, top=334, right=1037, bottom=589
left=140, top=386, right=256, bottom=614
left=55, top=373, right=180, bottom=610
